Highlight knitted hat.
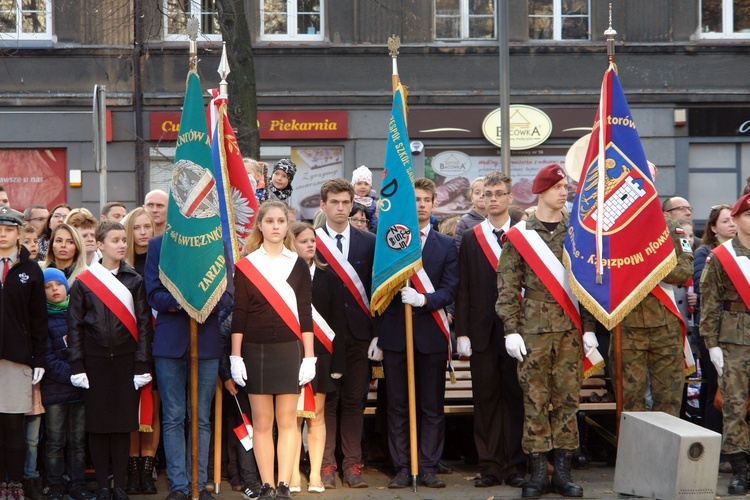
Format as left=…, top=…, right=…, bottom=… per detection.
left=273, top=158, right=297, bottom=183
left=352, top=165, right=373, bottom=185
left=531, top=164, right=567, bottom=194
left=731, top=193, right=750, bottom=217
left=43, top=267, right=69, bottom=294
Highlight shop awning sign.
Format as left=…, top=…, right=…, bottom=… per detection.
left=481, top=105, right=553, bottom=150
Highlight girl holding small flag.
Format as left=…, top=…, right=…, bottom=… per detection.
left=289, top=221, right=344, bottom=493
left=230, top=201, right=315, bottom=500
left=67, top=221, right=153, bottom=500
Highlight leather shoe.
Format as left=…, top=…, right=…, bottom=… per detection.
left=437, top=461, right=453, bottom=474
left=474, top=474, right=501, bottom=487
left=505, top=472, right=527, bottom=487
left=420, top=473, right=446, bottom=488
left=343, top=465, right=368, bottom=488
left=388, top=472, right=411, bottom=489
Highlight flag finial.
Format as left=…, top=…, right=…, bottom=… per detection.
left=604, top=3, right=617, bottom=65
left=187, top=17, right=199, bottom=70
left=218, top=41, right=230, bottom=97
left=388, top=35, right=400, bottom=58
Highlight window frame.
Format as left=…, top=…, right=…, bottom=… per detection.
left=0, top=0, right=53, bottom=41
left=700, top=0, right=750, bottom=39
left=258, top=0, right=325, bottom=42
left=528, top=0, right=591, bottom=42
left=162, top=0, right=221, bottom=42
left=434, top=0, right=497, bottom=41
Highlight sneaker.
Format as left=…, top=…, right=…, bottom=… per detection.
left=164, top=491, right=188, bottom=500
left=321, top=465, right=337, bottom=489
left=275, top=482, right=292, bottom=500
left=242, top=481, right=262, bottom=499
left=343, top=464, right=368, bottom=488
left=70, top=486, right=91, bottom=500
left=7, top=482, right=24, bottom=500
left=48, top=486, right=65, bottom=500
left=388, top=472, right=411, bottom=489
left=0, top=482, right=8, bottom=500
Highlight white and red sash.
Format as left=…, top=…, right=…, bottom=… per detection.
left=410, top=268, right=453, bottom=367
left=315, top=227, right=372, bottom=319
left=473, top=219, right=502, bottom=270
left=312, top=307, right=335, bottom=355
left=712, top=240, right=750, bottom=310
left=77, top=262, right=153, bottom=430
left=235, top=253, right=316, bottom=417
left=650, top=284, right=696, bottom=376
left=505, top=222, right=604, bottom=377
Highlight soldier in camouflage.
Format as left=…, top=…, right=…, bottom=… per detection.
left=614, top=216, right=694, bottom=416
left=700, top=193, right=750, bottom=496
left=496, top=164, right=596, bottom=499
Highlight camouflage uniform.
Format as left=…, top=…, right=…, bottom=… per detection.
left=700, top=236, right=750, bottom=454
left=495, top=212, right=583, bottom=454
left=613, top=217, right=693, bottom=416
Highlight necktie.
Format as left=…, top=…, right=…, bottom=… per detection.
left=335, top=234, right=343, bottom=253
left=420, top=230, right=427, bottom=247
left=494, top=229, right=505, bottom=246
left=1, top=258, right=9, bottom=285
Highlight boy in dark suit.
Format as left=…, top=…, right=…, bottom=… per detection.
left=376, top=178, right=459, bottom=489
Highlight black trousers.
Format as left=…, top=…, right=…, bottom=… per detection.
left=0, top=413, right=25, bottom=482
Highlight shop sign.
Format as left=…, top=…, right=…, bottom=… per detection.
left=481, top=105, right=553, bottom=150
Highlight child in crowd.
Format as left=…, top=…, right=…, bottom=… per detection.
left=265, top=158, right=297, bottom=204
left=67, top=221, right=153, bottom=500
left=21, top=223, right=39, bottom=260
left=244, top=158, right=264, bottom=193
left=41, top=268, right=88, bottom=500
left=453, top=176, right=486, bottom=249
left=351, top=165, right=379, bottom=232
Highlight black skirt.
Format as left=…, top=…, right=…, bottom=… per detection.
left=242, top=340, right=302, bottom=395
left=311, top=351, right=334, bottom=394
left=83, top=353, right=139, bottom=434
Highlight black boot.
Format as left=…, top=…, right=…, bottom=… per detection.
left=141, top=455, right=157, bottom=495
left=551, top=449, right=583, bottom=497
left=125, top=457, right=141, bottom=495
left=728, top=453, right=748, bottom=495
left=522, top=452, right=549, bottom=498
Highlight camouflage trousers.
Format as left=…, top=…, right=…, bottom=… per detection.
left=719, top=343, right=750, bottom=454
left=610, top=324, right=683, bottom=416
left=517, top=329, right=582, bottom=454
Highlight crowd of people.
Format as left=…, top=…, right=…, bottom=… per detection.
left=0, top=157, right=748, bottom=500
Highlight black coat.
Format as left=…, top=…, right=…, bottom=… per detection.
left=67, top=261, right=152, bottom=376
left=41, top=311, right=84, bottom=407
left=0, top=246, right=47, bottom=368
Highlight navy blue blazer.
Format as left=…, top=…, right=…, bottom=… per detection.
left=376, top=229, right=459, bottom=354
left=144, top=235, right=233, bottom=360
left=316, top=226, right=376, bottom=341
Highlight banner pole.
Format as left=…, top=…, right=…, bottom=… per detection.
left=614, top=322, right=623, bottom=435
left=213, top=378, right=223, bottom=493
left=404, top=299, right=419, bottom=492
left=190, top=318, right=200, bottom=500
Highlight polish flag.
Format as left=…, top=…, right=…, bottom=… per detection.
left=233, top=413, right=253, bottom=451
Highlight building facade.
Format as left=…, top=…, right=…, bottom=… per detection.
left=0, top=0, right=747, bottom=223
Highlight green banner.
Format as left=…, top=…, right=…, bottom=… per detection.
left=159, top=71, right=226, bottom=323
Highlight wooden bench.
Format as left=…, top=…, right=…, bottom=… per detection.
left=363, top=359, right=617, bottom=416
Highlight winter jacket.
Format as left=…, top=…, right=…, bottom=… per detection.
left=67, top=261, right=152, bottom=376
left=453, top=209, right=486, bottom=250
left=41, top=311, right=83, bottom=406
left=0, top=246, right=47, bottom=368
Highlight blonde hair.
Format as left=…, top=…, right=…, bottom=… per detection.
left=66, top=208, right=99, bottom=231
left=289, top=221, right=326, bottom=269
left=244, top=201, right=295, bottom=254
left=437, top=215, right=460, bottom=237
left=43, top=223, right=88, bottom=286
left=123, top=207, right=155, bottom=267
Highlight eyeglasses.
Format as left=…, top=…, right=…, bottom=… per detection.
left=483, top=191, right=510, bottom=200
left=665, top=205, right=692, bottom=213
left=51, top=213, right=68, bottom=220
left=349, top=217, right=368, bottom=224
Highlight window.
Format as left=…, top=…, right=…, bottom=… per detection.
left=528, top=0, right=590, bottom=41
left=435, top=0, right=496, bottom=40
left=164, top=0, right=220, bottom=41
left=260, top=0, right=324, bottom=41
left=0, top=0, right=52, bottom=40
left=701, top=0, right=750, bottom=38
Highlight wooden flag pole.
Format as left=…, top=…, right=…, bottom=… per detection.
left=614, top=322, right=623, bottom=434
left=213, top=379, right=223, bottom=493
left=190, top=318, right=200, bottom=500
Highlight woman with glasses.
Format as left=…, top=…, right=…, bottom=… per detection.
left=694, top=204, right=737, bottom=441
left=348, top=203, right=371, bottom=233
left=36, top=204, right=71, bottom=262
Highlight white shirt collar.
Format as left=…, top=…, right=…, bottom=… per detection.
left=326, top=222, right=351, bottom=241
left=259, top=244, right=297, bottom=260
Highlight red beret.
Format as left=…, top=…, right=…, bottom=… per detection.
left=532, top=163, right=567, bottom=194
left=731, top=193, right=750, bottom=217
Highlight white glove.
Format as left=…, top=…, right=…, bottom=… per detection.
left=582, top=332, right=599, bottom=355
left=299, top=357, right=317, bottom=386
left=133, top=373, right=152, bottom=390
left=456, top=336, right=472, bottom=357
left=709, top=347, right=724, bottom=377
left=331, top=373, right=343, bottom=379
left=230, top=355, right=247, bottom=387
left=70, top=373, right=90, bottom=389
left=400, top=287, right=426, bottom=307
left=368, top=337, right=384, bottom=361
left=505, top=333, right=527, bottom=362
left=32, top=367, right=45, bottom=385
